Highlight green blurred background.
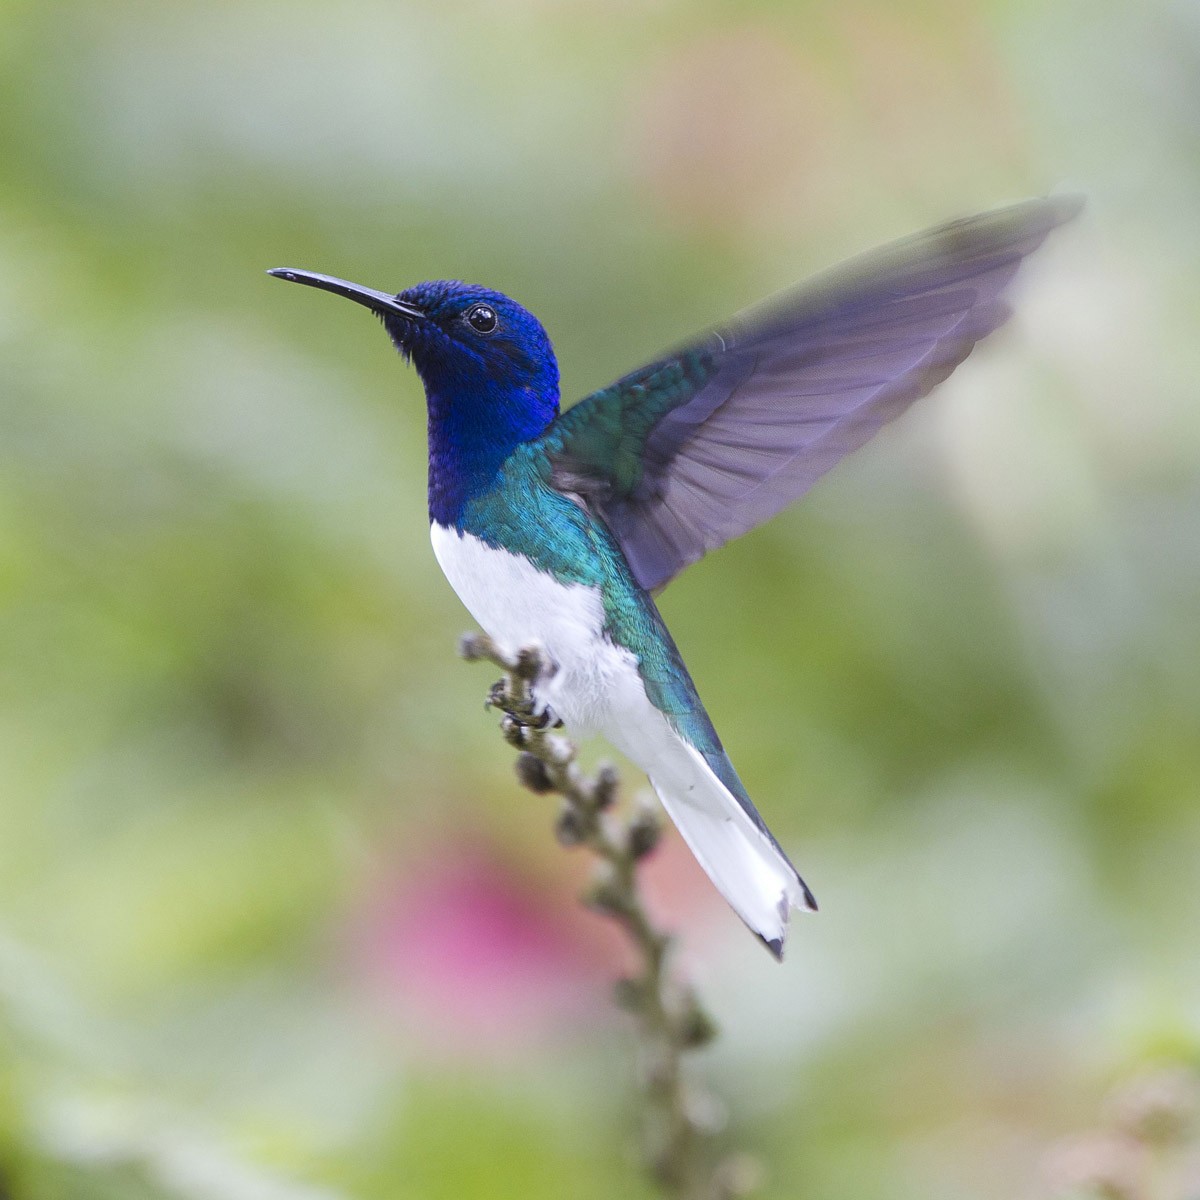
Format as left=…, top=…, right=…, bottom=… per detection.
left=2, top=1, right=1198, bottom=1197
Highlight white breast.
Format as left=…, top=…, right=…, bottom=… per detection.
left=430, top=522, right=640, bottom=735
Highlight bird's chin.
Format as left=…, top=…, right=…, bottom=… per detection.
left=380, top=313, right=417, bottom=361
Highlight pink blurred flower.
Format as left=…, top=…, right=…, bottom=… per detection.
left=351, top=840, right=607, bottom=1055
left=347, top=825, right=727, bottom=1057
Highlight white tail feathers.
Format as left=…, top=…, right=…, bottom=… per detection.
left=649, top=743, right=815, bottom=959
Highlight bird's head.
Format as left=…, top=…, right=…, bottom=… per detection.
left=269, top=269, right=562, bottom=521
left=267, top=270, right=560, bottom=425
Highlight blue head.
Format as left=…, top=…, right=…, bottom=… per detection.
left=268, top=269, right=560, bottom=525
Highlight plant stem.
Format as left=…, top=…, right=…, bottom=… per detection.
left=460, top=633, right=759, bottom=1200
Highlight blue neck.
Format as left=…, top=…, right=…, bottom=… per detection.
left=427, top=381, right=557, bottom=526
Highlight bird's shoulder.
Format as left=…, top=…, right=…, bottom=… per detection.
left=457, top=444, right=614, bottom=587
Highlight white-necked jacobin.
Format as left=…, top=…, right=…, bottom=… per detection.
left=269, top=196, right=1080, bottom=958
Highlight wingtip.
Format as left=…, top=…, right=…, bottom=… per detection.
left=1001, top=193, right=1085, bottom=247
left=1042, top=192, right=1086, bottom=229
left=1058, top=192, right=1086, bottom=217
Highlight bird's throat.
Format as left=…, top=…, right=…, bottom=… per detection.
left=425, top=383, right=557, bottom=527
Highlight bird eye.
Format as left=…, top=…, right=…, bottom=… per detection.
left=465, top=303, right=498, bottom=334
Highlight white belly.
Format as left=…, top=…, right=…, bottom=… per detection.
left=429, top=523, right=811, bottom=947
left=430, top=522, right=640, bottom=735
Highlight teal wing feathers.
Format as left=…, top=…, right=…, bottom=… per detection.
left=544, top=196, right=1082, bottom=592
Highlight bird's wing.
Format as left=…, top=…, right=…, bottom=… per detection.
left=545, top=196, right=1081, bottom=593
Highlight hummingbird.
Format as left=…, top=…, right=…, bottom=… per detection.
left=269, top=195, right=1080, bottom=958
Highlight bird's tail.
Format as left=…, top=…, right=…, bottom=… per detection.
left=648, top=742, right=816, bottom=959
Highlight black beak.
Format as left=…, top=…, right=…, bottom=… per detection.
left=266, top=268, right=424, bottom=320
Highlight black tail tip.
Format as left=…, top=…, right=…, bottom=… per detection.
left=758, top=888, right=816, bottom=960
left=758, top=933, right=786, bottom=962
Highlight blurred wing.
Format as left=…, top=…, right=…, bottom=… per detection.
left=547, top=196, right=1081, bottom=592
